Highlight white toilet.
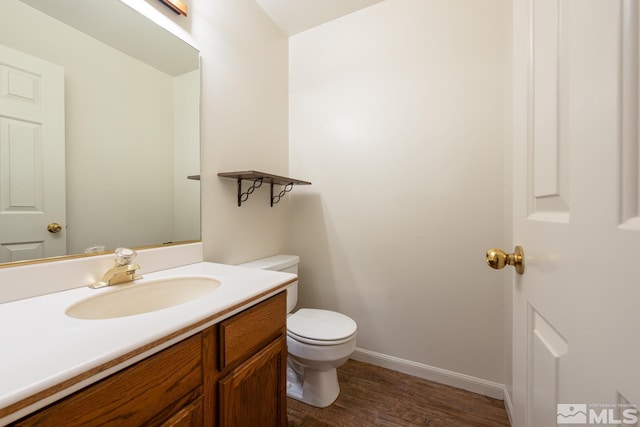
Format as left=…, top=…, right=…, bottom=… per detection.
left=239, top=255, right=357, bottom=408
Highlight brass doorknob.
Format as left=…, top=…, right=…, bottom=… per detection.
left=47, top=222, right=63, bottom=233
left=486, top=246, right=524, bottom=275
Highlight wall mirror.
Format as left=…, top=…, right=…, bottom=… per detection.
left=0, top=0, right=201, bottom=266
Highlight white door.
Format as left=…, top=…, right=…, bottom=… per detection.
left=0, top=43, right=66, bottom=262
left=509, top=0, right=640, bottom=425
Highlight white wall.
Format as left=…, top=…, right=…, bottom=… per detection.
left=289, top=0, right=508, bottom=385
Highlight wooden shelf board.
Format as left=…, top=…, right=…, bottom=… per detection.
left=217, top=171, right=311, bottom=186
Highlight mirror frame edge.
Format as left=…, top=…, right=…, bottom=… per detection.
left=0, top=240, right=201, bottom=269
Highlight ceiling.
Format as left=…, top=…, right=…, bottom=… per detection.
left=255, top=0, right=385, bottom=36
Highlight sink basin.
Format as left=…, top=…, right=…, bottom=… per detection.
left=66, top=276, right=221, bottom=320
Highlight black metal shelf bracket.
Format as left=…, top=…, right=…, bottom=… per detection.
left=271, top=182, right=294, bottom=207
left=218, top=171, right=311, bottom=207
left=237, top=177, right=263, bottom=207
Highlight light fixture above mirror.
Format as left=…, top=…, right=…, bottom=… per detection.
left=159, top=0, right=188, bottom=16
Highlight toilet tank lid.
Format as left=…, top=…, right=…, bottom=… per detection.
left=237, top=254, right=299, bottom=271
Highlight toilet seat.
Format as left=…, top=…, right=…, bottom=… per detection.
left=287, top=309, right=357, bottom=346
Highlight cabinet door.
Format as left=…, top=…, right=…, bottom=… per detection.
left=218, top=335, right=287, bottom=427
left=162, top=396, right=203, bottom=427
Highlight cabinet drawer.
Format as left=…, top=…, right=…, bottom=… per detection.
left=14, top=334, right=203, bottom=426
left=219, top=292, right=286, bottom=370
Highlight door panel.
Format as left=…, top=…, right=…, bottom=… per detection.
left=532, top=0, right=560, bottom=197
left=0, top=43, right=65, bottom=262
left=530, top=0, right=570, bottom=219
left=529, top=306, right=568, bottom=427
left=512, top=0, right=640, bottom=425
left=1, top=119, right=42, bottom=211
left=0, top=241, right=43, bottom=263
left=621, top=0, right=640, bottom=228
left=218, top=336, right=286, bottom=427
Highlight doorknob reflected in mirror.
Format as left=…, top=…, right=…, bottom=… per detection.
left=47, top=222, right=63, bottom=233
left=486, top=246, right=525, bottom=275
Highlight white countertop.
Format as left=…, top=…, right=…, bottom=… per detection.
left=0, top=262, right=296, bottom=425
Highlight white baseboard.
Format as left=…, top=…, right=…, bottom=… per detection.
left=351, top=347, right=505, bottom=401
left=503, top=386, right=514, bottom=425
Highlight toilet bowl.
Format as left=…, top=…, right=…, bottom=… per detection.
left=238, top=255, right=357, bottom=408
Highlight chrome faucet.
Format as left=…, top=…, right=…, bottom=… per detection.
left=90, top=248, right=142, bottom=289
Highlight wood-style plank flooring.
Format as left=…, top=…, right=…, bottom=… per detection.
left=287, top=360, right=510, bottom=427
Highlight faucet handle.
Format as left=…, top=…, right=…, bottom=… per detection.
left=114, top=247, right=137, bottom=266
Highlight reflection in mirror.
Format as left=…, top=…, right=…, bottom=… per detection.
left=0, top=0, right=200, bottom=266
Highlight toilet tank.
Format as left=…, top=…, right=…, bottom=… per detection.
left=237, top=255, right=299, bottom=313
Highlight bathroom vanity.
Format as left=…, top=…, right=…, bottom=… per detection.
left=0, top=262, right=295, bottom=426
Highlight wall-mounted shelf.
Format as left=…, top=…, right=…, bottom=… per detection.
left=218, top=170, right=311, bottom=207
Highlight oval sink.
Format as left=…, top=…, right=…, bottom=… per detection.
left=66, top=276, right=221, bottom=320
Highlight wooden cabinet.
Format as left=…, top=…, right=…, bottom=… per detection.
left=217, top=293, right=287, bottom=427
left=12, top=292, right=287, bottom=427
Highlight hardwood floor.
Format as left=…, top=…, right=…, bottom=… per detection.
left=287, top=360, right=510, bottom=427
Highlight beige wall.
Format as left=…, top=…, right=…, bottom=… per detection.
left=173, top=70, right=201, bottom=243
left=289, top=0, right=509, bottom=383
left=187, top=0, right=291, bottom=264
left=123, top=0, right=292, bottom=264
